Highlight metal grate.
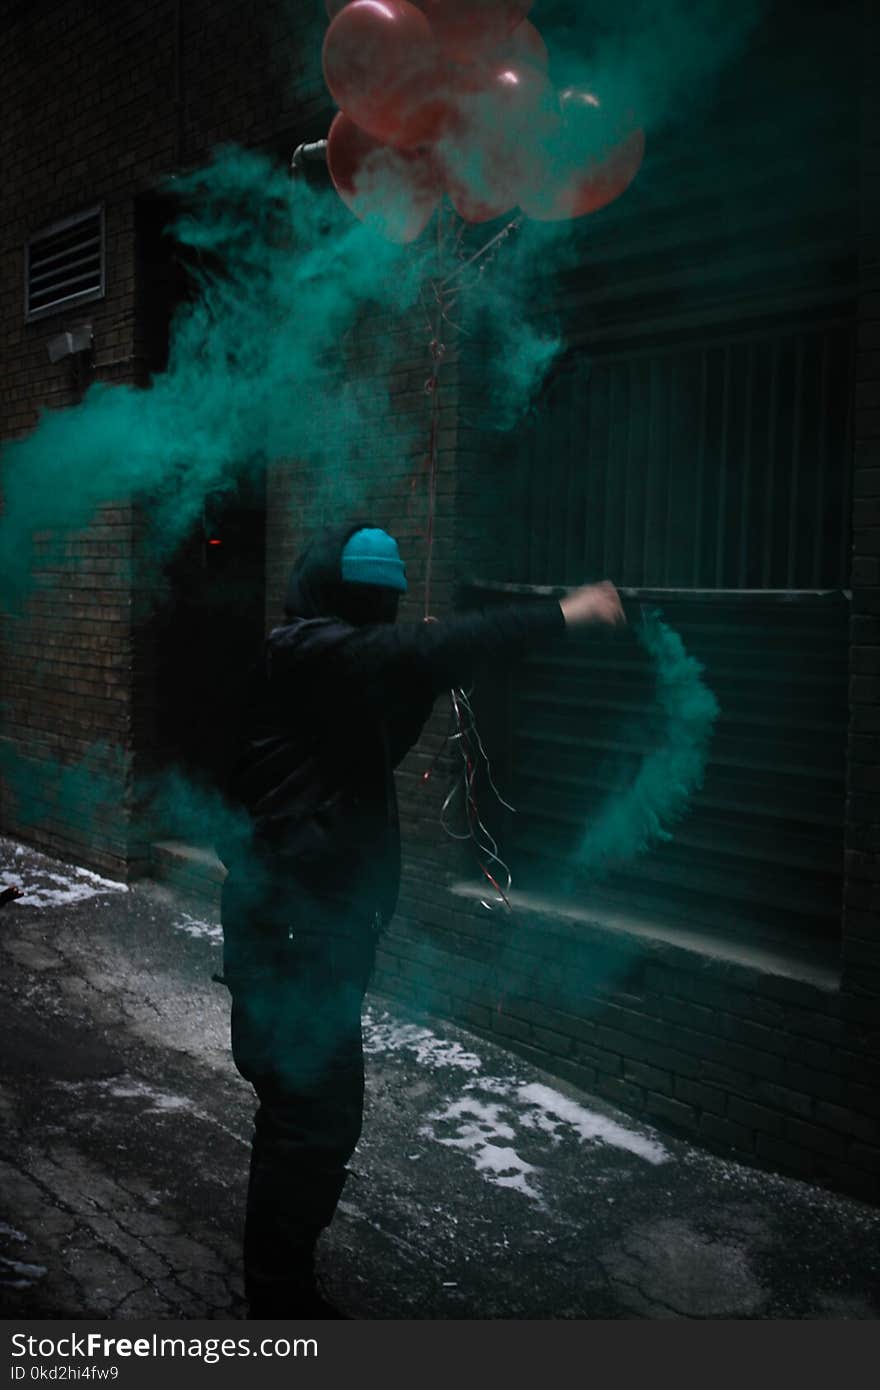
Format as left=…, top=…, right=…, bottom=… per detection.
left=466, top=584, right=848, bottom=957
left=25, top=206, right=105, bottom=322
left=520, top=319, right=854, bottom=592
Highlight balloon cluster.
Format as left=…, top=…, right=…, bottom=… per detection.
left=322, top=0, right=645, bottom=242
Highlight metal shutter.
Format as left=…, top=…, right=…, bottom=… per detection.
left=26, top=206, right=105, bottom=322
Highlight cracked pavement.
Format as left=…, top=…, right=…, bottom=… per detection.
left=1, top=835, right=879, bottom=1320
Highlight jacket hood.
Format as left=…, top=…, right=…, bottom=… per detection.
left=284, top=522, right=400, bottom=625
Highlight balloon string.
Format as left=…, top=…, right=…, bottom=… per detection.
left=438, top=213, right=523, bottom=290
left=421, top=205, right=519, bottom=935
left=422, top=208, right=523, bottom=616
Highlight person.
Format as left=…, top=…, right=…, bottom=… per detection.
left=218, top=522, right=625, bottom=1319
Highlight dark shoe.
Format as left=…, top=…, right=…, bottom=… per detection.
left=293, top=1286, right=348, bottom=1320
left=248, top=1282, right=348, bottom=1320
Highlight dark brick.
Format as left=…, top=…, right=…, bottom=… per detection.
left=594, top=1023, right=702, bottom=1079
left=844, top=1082, right=880, bottom=1120
left=644, top=1092, right=697, bottom=1133
left=814, top=1102, right=880, bottom=1145
left=806, top=1159, right=880, bottom=1203
left=624, top=1060, right=673, bottom=1094
left=594, top=1076, right=643, bottom=1112
left=698, top=1113, right=754, bottom=1152
left=756, top=1133, right=818, bottom=1175
left=456, top=1001, right=494, bottom=1032
left=594, top=1001, right=669, bottom=1043
left=779, top=1061, right=842, bottom=1103
left=843, top=938, right=880, bottom=971
left=783, top=1003, right=845, bottom=1046
left=573, top=1042, right=622, bottom=1076
left=673, top=1077, right=727, bottom=1116
left=728, top=1097, right=787, bottom=1138
left=513, top=1001, right=598, bottom=1047
left=656, top=995, right=722, bottom=1034
left=533, top=1026, right=574, bottom=1058
left=753, top=1080, right=815, bottom=1120
left=496, top=1040, right=597, bottom=1095
left=848, top=1142, right=880, bottom=1174
left=492, top=1012, right=534, bottom=1047
left=783, top=1118, right=848, bottom=1160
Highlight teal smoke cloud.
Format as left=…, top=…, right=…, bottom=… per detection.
left=0, top=147, right=423, bottom=599
left=574, top=613, right=720, bottom=875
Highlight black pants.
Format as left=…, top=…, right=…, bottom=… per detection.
left=222, top=874, right=377, bottom=1313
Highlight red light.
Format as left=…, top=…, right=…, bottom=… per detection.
left=208, top=538, right=222, bottom=546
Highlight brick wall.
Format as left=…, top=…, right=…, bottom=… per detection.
left=0, top=1, right=178, bottom=875
left=0, top=0, right=327, bottom=874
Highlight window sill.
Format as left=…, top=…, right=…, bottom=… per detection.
left=448, top=879, right=841, bottom=997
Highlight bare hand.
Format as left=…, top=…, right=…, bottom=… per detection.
left=559, top=581, right=626, bottom=630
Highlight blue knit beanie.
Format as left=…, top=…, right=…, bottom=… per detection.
left=341, top=527, right=408, bottom=592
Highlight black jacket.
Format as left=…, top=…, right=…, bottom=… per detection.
left=222, top=526, right=565, bottom=923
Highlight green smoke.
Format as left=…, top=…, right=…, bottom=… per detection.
left=541, top=0, right=764, bottom=130
left=574, top=613, right=720, bottom=876
left=0, top=146, right=428, bottom=601
left=0, top=740, right=128, bottom=855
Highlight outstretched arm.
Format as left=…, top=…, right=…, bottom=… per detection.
left=269, top=581, right=626, bottom=712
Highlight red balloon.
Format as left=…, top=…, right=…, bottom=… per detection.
left=421, top=0, right=533, bottom=63
left=520, top=87, right=645, bottom=221
left=326, top=111, right=441, bottom=242
left=496, top=18, right=548, bottom=71
left=323, top=1, right=451, bottom=149
left=439, top=59, right=558, bottom=222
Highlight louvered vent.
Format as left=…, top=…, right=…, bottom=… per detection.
left=26, top=206, right=105, bottom=321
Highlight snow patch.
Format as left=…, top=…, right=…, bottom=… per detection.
left=517, top=1083, right=669, bottom=1166
left=0, top=1255, right=47, bottom=1289
left=172, top=911, right=222, bottom=942
left=0, top=1224, right=27, bottom=1244
left=363, top=1010, right=483, bottom=1073
left=0, top=851, right=127, bottom=908
left=421, top=1095, right=543, bottom=1203
left=420, top=1077, right=670, bottom=1204
left=55, top=1075, right=249, bottom=1149
left=106, top=1080, right=194, bottom=1113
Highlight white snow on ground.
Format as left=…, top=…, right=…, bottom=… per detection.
left=420, top=1096, right=543, bottom=1201
left=421, top=1079, right=670, bottom=1203
left=106, top=1080, right=194, bottom=1113
left=171, top=911, right=223, bottom=943
left=0, top=1255, right=47, bottom=1290
left=517, top=1083, right=669, bottom=1166
left=0, top=838, right=127, bottom=908
left=363, top=1009, right=483, bottom=1073
left=365, top=1010, right=672, bottom=1202
left=0, top=1224, right=27, bottom=1243
left=55, top=1077, right=196, bottom=1114
left=54, top=1076, right=250, bottom=1149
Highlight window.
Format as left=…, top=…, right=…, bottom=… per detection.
left=25, top=205, right=105, bottom=322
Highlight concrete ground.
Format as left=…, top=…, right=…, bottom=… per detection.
left=0, top=834, right=878, bottom=1321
